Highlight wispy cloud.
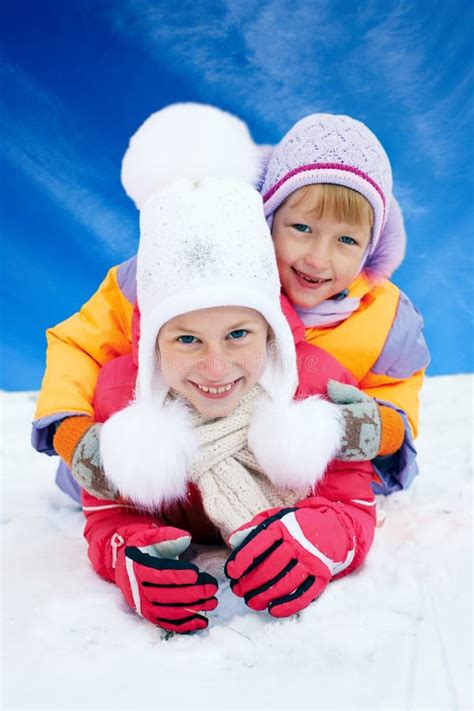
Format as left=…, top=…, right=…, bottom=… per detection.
left=3, top=141, right=134, bottom=255
left=394, top=180, right=429, bottom=221
left=106, top=0, right=472, bottom=181
left=0, top=62, right=135, bottom=255
left=349, top=2, right=473, bottom=176
left=411, top=219, right=474, bottom=319
left=106, top=0, right=345, bottom=134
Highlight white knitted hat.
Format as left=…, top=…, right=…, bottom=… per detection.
left=262, top=113, right=393, bottom=256
left=100, top=108, right=343, bottom=510
left=136, top=178, right=297, bottom=406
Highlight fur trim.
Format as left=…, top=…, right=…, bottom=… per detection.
left=365, top=196, right=406, bottom=279
left=254, top=144, right=274, bottom=192
left=100, top=398, right=199, bottom=509
left=248, top=395, right=344, bottom=491
left=121, top=103, right=262, bottom=208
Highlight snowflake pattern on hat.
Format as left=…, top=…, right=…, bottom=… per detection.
left=135, top=178, right=299, bottom=405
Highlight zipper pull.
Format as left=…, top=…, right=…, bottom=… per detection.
left=111, top=533, right=125, bottom=569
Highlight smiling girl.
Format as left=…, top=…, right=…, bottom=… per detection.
left=262, top=114, right=430, bottom=492
left=77, top=176, right=376, bottom=633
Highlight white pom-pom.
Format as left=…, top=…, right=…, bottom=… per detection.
left=100, top=398, right=199, bottom=509
left=248, top=395, right=344, bottom=491
left=121, top=103, right=262, bottom=208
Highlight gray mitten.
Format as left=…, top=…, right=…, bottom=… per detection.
left=71, top=423, right=119, bottom=499
left=326, top=380, right=381, bottom=461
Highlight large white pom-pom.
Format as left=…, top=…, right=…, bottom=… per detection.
left=100, top=398, right=199, bottom=509
left=248, top=395, right=344, bottom=491
left=121, top=103, right=262, bottom=208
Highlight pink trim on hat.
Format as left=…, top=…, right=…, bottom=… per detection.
left=263, top=163, right=386, bottom=206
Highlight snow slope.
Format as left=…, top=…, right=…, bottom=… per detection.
left=1, top=375, right=472, bottom=710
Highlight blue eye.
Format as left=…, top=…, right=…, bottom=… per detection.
left=339, top=235, right=357, bottom=245
left=177, top=335, right=198, bottom=344
left=293, top=223, right=311, bottom=233
left=228, top=329, right=248, bottom=340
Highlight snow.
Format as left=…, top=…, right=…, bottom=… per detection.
left=2, top=375, right=472, bottom=710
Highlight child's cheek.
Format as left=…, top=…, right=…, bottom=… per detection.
left=244, top=344, right=268, bottom=382
left=160, top=347, right=188, bottom=387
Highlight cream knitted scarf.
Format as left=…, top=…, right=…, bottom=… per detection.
left=172, top=385, right=304, bottom=540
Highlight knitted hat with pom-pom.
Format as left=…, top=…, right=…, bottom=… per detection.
left=261, top=113, right=405, bottom=278
left=100, top=177, right=343, bottom=511
left=99, top=104, right=343, bottom=512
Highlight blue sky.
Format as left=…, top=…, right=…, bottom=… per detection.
left=1, top=0, right=473, bottom=390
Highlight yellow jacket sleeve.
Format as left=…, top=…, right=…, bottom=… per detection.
left=359, top=368, right=426, bottom=439
left=34, top=264, right=134, bottom=421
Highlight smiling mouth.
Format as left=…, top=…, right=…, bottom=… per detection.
left=190, top=378, right=241, bottom=398
left=292, top=267, right=331, bottom=285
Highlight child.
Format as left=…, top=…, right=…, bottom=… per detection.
left=32, top=102, right=270, bottom=502
left=260, top=113, right=430, bottom=493
left=81, top=176, right=376, bottom=632
left=32, top=104, right=428, bottom=498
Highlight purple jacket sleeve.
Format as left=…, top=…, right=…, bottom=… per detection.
left=367, top=291, right=430, bottom=494
left=371, top=403, right=418, bottom=495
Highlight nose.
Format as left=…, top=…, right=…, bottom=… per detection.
left=196, top=343, right=232, bottom=381
left=304, top=239, right=331, bottom=270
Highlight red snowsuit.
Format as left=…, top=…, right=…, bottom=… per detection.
left=83, top=296, right=377, bottom=587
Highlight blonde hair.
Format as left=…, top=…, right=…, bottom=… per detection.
left=285, top=184, right=374, bottom=228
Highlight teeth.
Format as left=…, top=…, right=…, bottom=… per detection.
left=303, top=275, right=323, bottom=283
left=197, top=382, right=234, bottom=394
left=296, top=269, right=328, bottom=283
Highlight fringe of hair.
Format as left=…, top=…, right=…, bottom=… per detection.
left=286, top=184, right=374, bottom=228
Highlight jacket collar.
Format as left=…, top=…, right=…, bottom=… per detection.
left=279, top=272, right=374, bottom=343
left=279, top=294, right=306, bottom=345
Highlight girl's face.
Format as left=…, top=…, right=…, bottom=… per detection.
left=272, top=188, right=372, bottom=310
left=157, top=306, right=269, bottom=417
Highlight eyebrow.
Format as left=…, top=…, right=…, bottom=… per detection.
left=284, top=205, right=312, bottom=217
left=286, top=208, right=369, bottom=231
left=166, top=318, right=261, bottom=336
left=227, top=319, right=261, bottom=329
left=296, top=207, right=315, bottom=217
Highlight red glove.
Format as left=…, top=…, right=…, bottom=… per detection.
left=113, top=524, right=218, bottom=633
left=225, top=502, right=357, bottom=618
